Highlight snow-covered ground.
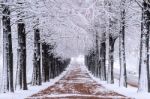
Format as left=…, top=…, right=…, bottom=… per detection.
left=0, top=82, right=53, bottom=99
left=67, top=55, right=150, bottom=99
left=94, top=78, right=150, bottom=99
left=0, top=65, right=69, bottom=99
left=81, top=59, right=150, bottom=99
left=0, top=55, right=150, bottom=99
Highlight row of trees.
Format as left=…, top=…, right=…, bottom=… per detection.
left=85, top=0, right=150, bottom=92
left=1, top=0, right=150, bottom=94
left=0, top=0, right=70, bottom=93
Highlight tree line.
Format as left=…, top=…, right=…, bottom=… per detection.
left=85, top=0, right=150, bottom=92
left=0, top=0, right=70, bottom=93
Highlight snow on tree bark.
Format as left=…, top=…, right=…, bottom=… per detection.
left=2, top=4, right=14, bottom=92
left=119, top=0, right=127, bottom=88
left=95, top=31, right=100, bottom=77
left=17, top=22, right=27, bottom=90
left=42, top=43, right=50, bottom=82
left=138, top=1, right=150, bottom=92
left=15, top=0, right=28, bottom=90
left=32, top=28, right=42, bottom=86
left=100, top=33, right=106, bottom=81
left=107, top=35, right=115, bottom=84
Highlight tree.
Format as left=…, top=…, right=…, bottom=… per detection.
left=2, top=3, right=14, bottom=92
left=16, top=0, right=28, bottom=90
left=95, top=31, right=100, bottom=77
left=32, top=25, right=42, bottom=86
left=119, top=0, right=127, bottom=87
left=99, top=33, right=106, bottom=81
left=42, top=43, right=50, bottom=82
left=105, top=0, right=118, bottom=84
left=138, top=0, right=150, bottom=92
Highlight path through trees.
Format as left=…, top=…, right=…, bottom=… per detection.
left=27, top=62, right=130, bottom=99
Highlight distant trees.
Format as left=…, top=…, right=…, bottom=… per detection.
left=85, top=50, right=97, bottom=75
left=42, top=43, right=70, bottom=81
left=84, top=0, right=132, bottom=89
left=86, top=0, right=119, bottom=84
left=85, top=0, right=150, bottom=93
left=42, top=43, right=50, bottom=82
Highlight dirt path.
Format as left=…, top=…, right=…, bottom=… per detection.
left=26, top=64, right=131, bottom=99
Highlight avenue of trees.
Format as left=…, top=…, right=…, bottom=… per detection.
left=85, top=0, right=150, bottom=93
left=0, top=0, right=70, bottom=93
left=0, top=0, right=150, bottom=94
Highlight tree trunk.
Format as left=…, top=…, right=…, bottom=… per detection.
left=100, top=33, right=107, bottom=81
left=100, top=40, right=106, bottom=81
left=119, top=0, right=127, bottom=87
left=95, top=31, right=100, bottom=77
left=2, top=5, right=14, bottom=92
left=107, top=36, right=116, bottom=84
left=42, top=43, right=50, bottom=82
left=32, top=28, right=42, bottom=86
left=17, top=22, right=27, bottom=90
left=138, top=1, right=150, bottom=92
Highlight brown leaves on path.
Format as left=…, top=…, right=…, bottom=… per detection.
left=26, top=65, right=131, bottom=99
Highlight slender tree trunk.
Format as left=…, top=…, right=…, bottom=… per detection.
left=119, top=0, right=127, bottom=87
left=2, top=5, right=14, bottom=92
left=95, top=31, right=99, bottom=77
left=107, top=36, right=115, bottom=84
left=100, top=39, right=106, bottom=81
left=42, top=43, right=50, bottom=82
left=105, top=0, right=115, bottom=84
left=138, top=1, right=150, bottom=92
left=32, top=28, right=42, bottom=86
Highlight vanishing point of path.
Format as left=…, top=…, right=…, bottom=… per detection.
left=26, top=63, right=131, bottom=99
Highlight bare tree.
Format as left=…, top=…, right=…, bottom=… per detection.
left=119, top=0, right=127, bottom=87
left=2, top=3, right=14, bottom=92
left=32, top=24, right=42, bottom=85
left=16, top=1, right=28, bottom=90
left=138, top=0, right=150, bottom=92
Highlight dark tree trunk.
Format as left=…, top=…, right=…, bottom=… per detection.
left=100, top=40, right=106, bottom=81
left=95, top=31, right=100, bottom=77
left=138, top=1, right=150, bottom=92
left=85, top=50, right=97, bottom=75
left=42, top=43, right=50, bottom=82
left=2, top=5, right=14, bottom=92
left=107, top=36, right=116, bottom=84
left=32, top=29, right=42, bottom=86
left=17, top=22, right=27, bottom=90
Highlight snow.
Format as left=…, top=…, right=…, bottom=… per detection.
left=0, top=0, right=149, bottom=98
left=27, top=56, right=130, bottom=98
left=85, top=62, right=150, bottom=99
left=70, top=56, right=150, bottom=99
left=46, top=94, right=127, bottom=98
left=0, top=55, right=150, bottom=99
left=99, top=81, right=150, bottom=99
left=0, top=64, right=69, bottom=99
